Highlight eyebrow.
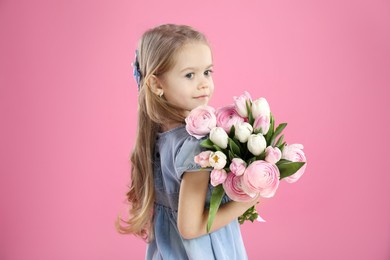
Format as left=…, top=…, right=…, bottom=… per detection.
left=180, top=64, right=214, bottom=73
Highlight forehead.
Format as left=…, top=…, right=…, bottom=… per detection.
left=172, top=42, right=212, bottom=70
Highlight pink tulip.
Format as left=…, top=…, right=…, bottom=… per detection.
left=210, top=169, right=228, bottom=187
left=185, top=105, right=217, bottom=139
left=233, top=91, right=252, bottom=117
left=253, top=115, right=271, bottom=135
left=215, top=105, right=245, bottom=133
left=194, top=151, right=212, bottom=168
left=265, top=146, right=282, bottom=164
left=223, top=173, right=255, bottom=202
left=282, top=144, right=307, bottom=183
left=242, top=160, right=280, bottom=198
left=229, top=158, right=247, bottom=176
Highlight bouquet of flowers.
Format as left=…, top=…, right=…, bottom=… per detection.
left=185, top=91, right=307, bottom=232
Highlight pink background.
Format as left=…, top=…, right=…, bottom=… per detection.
left=1, top=0, right=389, bottom=259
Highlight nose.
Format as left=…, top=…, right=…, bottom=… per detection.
left=197, top=76, right=210, bottom=89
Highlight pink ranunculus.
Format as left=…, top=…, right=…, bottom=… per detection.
left=229, top=158, right=247, bottom=176
left=194, top=151, right=212, bottom=168
left=233, top=91, right=252, bottom=118
left=253, top=115, right=271, bottom=135
left=223, top=172, right=255, bottom=202
left=215, top=104, right=245, bottom=133
left=185, top=105, right=217, bottom=139
left=265, top=146, right=282, bottom=164
left=210, top=169, right=228, bottom=187
left=281, top=144, right=307, bottom=183
left=242, top=160, right=280, bottom=198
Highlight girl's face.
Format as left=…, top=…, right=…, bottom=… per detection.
left=159, top=42, right=214, bottom=116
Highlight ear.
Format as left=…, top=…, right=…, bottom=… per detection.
left=147, top=75, right=164, bottom=96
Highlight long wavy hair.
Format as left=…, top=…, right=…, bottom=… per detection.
left=115, top=24, right=209, bottom=241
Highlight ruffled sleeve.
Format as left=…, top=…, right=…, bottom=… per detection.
left=174, top=135, right=212, bottom=179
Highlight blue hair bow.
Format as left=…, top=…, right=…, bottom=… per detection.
left=133, top=50, right=141, bottom=91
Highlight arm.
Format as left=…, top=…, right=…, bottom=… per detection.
left=177, top=170, right=259, bottom=240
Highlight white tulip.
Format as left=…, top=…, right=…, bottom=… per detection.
left=209, top=127, right=229, bottom=149
left=252, top=97, right=270, bottom=119
left=247, top=134, right=267, bottom=156
left=234, top=122, right=253, bottom=143
left=209, top=151, right=227, bottom=170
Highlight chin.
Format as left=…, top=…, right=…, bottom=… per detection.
left=198, top=98, right=210, bottom=105
left=197, top=102, right=209, bottom=108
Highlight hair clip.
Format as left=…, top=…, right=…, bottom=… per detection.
left=132, top=50, right=142, bottom=91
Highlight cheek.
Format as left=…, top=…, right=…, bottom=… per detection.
left=173, top=87, right=192, bottom=102
left=209, top=82, right=215, bottom=96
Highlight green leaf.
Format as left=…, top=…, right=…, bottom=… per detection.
left=232, top=137, right=242, bottom=148
left=213, top=145, right=222, bottom=152
left=278, top=161, right=306, bottom=179
left=246, top=101, right=254, bottom=125
left=229, top=125, right=236, bottom=138
left=270, top=123, right=287, bottom=146
left=228, top=150, right=235, bottom=161
left=228, top=138, right=241, bottom=157
left=238, top=205, right=259, bottom=224
left=278, top=142, right=287, bottom=152
left=274, top=123, right=287, bottom=137
left=276, top=159, right=292, bottom=165
left=200, top=138, right=215, bottom=150
left=255, top=150, right=266, bottom=161
left=264, top=113, right=275, bottom=144
left=248, top=156, right=257, bottom=165
left=207, top=185, right=225, bottom=232
left=275, top=134, right=285, bottom=147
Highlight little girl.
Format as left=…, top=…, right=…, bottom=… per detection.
left=117, top=24, right=259, bottom=259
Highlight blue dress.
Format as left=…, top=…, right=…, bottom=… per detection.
left=146, top=125, right=248, bottom=260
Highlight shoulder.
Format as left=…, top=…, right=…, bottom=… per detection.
left=159, top=125, right=205, bottom=154
left=174, top=128, right=206, bottom=160
left=164, top=126, right=209, bottom=178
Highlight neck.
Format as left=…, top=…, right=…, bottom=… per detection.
left=160, top=122, right=184, bottom=132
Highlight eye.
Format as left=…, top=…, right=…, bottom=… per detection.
left=204, top=69, right=214, bottom=77
left=185, top=73, right=195, bottom=79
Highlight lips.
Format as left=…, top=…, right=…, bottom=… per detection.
left=194, top=95, right=209, bottom=99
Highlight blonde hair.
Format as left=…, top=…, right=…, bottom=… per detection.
left=116, top=24, right=209, bottom=241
